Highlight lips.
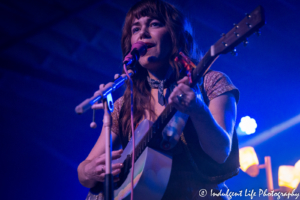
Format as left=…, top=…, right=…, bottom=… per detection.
left=145, top=43, right=155, bottom=49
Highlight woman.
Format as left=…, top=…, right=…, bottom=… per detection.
left=78, top=0, right=240, bottom=199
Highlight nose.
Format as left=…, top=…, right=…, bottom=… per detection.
left=138, top=26, right=151, bottom=40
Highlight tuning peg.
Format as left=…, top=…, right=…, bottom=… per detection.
left=255, top=29, right=262, bottom=36
left=243, top=39, right=249, bottom=46
left=220, top=33, right=226, bottom=37
left=245, top=13, right=251, bottom=19
left=246, top=22, right=252, bottom=28
left=231, top=48, right=238, bottom=56
left=233, top=23, right=239, bottom=29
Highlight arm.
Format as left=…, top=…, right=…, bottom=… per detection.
left=77, top=126, right=122, bottom=188
left=168, top=76, right=237, bottom=164
left=189, top=92, right=236, bottom=163
left=78, top=79, right=125, bottom=188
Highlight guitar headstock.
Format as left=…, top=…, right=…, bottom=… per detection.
left=211, top=5, right=265, bottom=56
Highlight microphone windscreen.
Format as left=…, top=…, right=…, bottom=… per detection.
left=124, top=41, right=147, bottom=63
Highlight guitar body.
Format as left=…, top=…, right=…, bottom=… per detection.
left=114, top=147, right=172, bottom=200
left=86, top=119, right=173, bottom=200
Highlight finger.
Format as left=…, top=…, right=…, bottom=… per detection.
left=112, top=163, right=124, bottom=170
left=91, top=103, right=104, bottom=109
left=99, top=83, right=105, bottom=90
left=112, top=149, right=123, bottom=154
left=95, top=153, right=121, bottom=165
left=112, top=149, right=123, bottom=158
left=113, top=177, right=120, bottom=182
left=168, top=85, right=189, bottom=103
left=95, top=154, right=106, bottom=165
left=95, top=163, right=123, bottom=174
left=95, top=150, right=123, bottom=164
left=176, top=83, right=194, bottom=93
left=111, top=153, right=122, bottom=161
left=95, top=165, right=106, bottom=175
left=95, top=169, right=121, bottom=182
left=114, top=74, right=120, bottom=80
left=111, top=168, right=122, bottom=176
left=173, top=85, right=195, bottom=100
left=168, top=86, right=193, bottom=108
left=168, top=86, right=180, bottom=104
left=96, top=173, right=105, bottom=182
left=177, top=76, right=189, bottom=85
left=93, top=90, right=101, bottom=97
left=169, top=93, right=185, bottom=107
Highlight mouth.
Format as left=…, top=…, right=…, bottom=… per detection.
left=145, top=43, right=155, bottom=49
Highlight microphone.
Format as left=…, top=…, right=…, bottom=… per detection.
left=123, top=41, right=147, bottom=67
left=75, top=42, right=147, bottom=114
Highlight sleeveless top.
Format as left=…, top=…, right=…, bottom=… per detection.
left=110, top=70, right=240, bottom=200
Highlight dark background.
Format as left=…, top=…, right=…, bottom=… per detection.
left=1, top=0, right=300, bottom=199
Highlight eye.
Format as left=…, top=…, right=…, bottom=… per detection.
left=132, top=27, right=140, bottom=34
left=150, top=22, right=161, bottom=27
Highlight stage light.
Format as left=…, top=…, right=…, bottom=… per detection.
left=237, top=116, right=257, bottom=135
left=294, top=160, right=300, bottom=180
left=239, top=146, right=259, bottom=177
left=239, top=148, right=300, bottom=200
left=240, top=146, right=275, bottom=200
left=278, top=165, right=300, bottom=190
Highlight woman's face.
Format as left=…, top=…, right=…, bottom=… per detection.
left=130, top=16, right=172, bottom=71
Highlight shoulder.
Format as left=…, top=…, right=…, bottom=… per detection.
left=203, top=70, right=240, bottom=103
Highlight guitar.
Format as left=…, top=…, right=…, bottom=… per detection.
left=86, top=5, right=265, bottom=200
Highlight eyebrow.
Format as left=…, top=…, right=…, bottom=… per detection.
left=131, top=21, right=141, bottom=27
left=131, top=17, right=159, bottom=28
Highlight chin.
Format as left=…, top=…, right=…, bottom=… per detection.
left=139, top=55, right=169, bottom=70
left=139, top=56, right=157, bottom=67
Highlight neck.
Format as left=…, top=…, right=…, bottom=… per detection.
left=147, top=65, right=173, bottom=81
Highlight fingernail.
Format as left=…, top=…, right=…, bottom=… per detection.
left=120, top=163, right=123, bottom=167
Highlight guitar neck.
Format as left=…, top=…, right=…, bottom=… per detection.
left=191, top=48, right=218, bottom=87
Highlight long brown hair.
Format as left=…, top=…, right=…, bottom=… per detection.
left=120, top=0, right=197, bottom=140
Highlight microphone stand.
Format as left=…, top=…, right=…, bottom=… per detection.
left=103, top=96, right=113, bottom=200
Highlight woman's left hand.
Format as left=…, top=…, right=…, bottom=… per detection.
left=168, top=76, right=204, bottom=116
